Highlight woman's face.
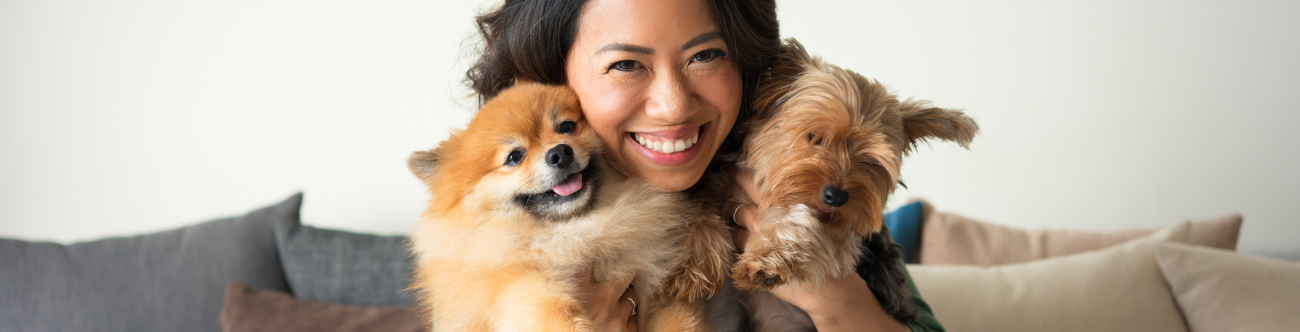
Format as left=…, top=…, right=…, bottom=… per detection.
left=566, top=0, right=742, bottom=192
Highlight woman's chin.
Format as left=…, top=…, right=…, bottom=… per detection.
left=636, top=168, right=705, bottom=192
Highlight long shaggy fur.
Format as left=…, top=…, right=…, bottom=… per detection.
left=727, top=38, right=979, bottom=329
left=406, top=82, right=729, bottom=332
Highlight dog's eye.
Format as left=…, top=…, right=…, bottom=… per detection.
left=860, top=157, right=881, bottom=169
left=806, top=133, right=823, bottom=146
left=504, top=150, right=525, bottom=166
left=557, top=120, right=577, bottom=134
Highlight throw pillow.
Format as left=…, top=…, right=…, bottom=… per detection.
left=274, top=214, right=417, bottom=307
left=0, top=193, right=301, bottom=332
left=1155, top=242, right=1300, bottom=332
left=907, top=222, right=1191, bottom=332
left=916, top=203, right=1240, bottom=265
left=221, top=282, right=425, bottom=332
left=883, top=201, right=924, bottom=263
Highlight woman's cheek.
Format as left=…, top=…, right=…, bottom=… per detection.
left=697, top=66, right=743, bottom=126
left=580, top=86, right=639, bottom=152
left=691, top=61, right=740, bottom=99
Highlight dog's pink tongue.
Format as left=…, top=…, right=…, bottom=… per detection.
left=552, top=173, right=583, bottom=196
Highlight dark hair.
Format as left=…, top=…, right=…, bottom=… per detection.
left=466, top=0, right=780, bottom=155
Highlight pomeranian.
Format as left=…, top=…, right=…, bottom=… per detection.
left=406, top=81, right=727, bottom=332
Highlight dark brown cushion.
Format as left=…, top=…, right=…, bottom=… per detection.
left=221, top=282, right=426, bottom=332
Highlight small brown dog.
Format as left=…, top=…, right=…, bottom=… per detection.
left=726, top=38, right=978, bottom=330
left=406, top=82, right=730, bottom=332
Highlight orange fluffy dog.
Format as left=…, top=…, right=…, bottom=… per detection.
left=406, top=82, right=730, bottom=332
left=726, top=39, right=978, bottom=330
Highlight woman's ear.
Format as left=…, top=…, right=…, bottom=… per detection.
left=408, top=148, right=441, bottom=181
left=898, top=103, right=979, bottom=151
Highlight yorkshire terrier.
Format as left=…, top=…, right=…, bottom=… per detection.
left=720, top=38, right=979, bottom=330
left=405, top=82, right=731, bottom=332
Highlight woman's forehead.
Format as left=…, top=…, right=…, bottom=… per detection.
left=575, top=0, right=721, bottom=50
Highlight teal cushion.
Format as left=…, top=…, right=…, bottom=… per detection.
left=884, top=201, right=924, bottom=263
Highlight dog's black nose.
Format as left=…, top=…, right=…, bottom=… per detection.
left=546, top=144, right=574, bottom=168
left=822, top=185, right=849, bottom=207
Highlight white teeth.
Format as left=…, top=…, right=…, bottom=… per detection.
left=633, top=131, right=701, bottom=154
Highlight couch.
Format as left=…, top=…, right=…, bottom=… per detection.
left=3, top=193, right=1296, bottom=332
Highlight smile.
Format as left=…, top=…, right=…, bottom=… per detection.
left=626, top=124, right=708, bottom=166
left=632, top=130, right=700, bottom=154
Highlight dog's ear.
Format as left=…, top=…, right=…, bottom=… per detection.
left=408, top=148, right=441, bottom=181
left=898, top=103, right=979, bottom=151
left=752, top=38, right=815, bottom=121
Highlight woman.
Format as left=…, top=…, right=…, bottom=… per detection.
left=466, top=0, right=944, bottom=331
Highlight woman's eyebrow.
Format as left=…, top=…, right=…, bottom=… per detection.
left=593, top=31, right=724, bottom=56
left=681, top=31, right=722, bottom=51
left=595, top=43, right=654, bottom=55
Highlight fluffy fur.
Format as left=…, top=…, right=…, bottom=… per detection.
left=727, top=38, right=979, bottom=328
left=406, top=82, right=730, bottom=332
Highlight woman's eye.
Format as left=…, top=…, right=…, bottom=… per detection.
left=504, top=150, right=525, bottom=166
left=691, top=49, right=727, bottom=63
left=609, top=60, right=642, bottom=72
left=557, top=120, right=577, bottom=134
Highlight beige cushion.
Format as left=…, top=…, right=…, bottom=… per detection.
left=1155, top=242, right=1300, bottom=332
left=916, top=201, right=1240, bottom=265
left=908, top=222, right=1191, bottom=332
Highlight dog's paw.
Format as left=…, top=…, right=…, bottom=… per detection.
left=731, top=247, right=801, bottom=291
left=731, top=256, right=783, bottom=290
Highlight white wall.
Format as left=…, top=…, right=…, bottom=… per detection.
left=3, top=0, right=1297, bottom=258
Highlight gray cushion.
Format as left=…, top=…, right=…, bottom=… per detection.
left=274, top=214, right=417, bottom=307
left=0, top=194, right=300, bottom=332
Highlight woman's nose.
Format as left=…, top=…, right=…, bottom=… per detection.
left=644, top=71, right=697, bottom=123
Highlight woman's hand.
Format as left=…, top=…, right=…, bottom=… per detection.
left=574, top=263, right=638, bottom=332
left=730, top=169, right=909, bottom=332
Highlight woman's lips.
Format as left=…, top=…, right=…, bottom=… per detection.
left=626, top=124, right=707, bottom=166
